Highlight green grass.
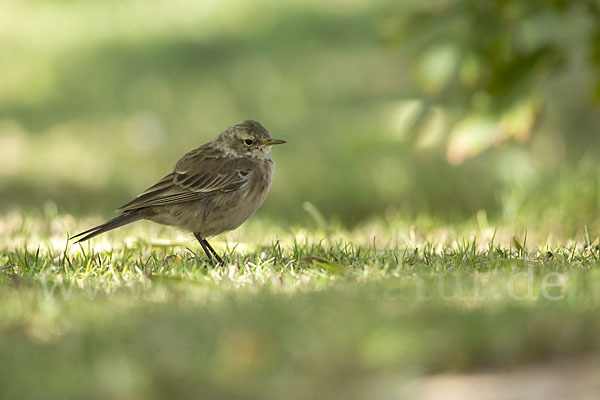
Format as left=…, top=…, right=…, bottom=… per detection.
left=1, top=213, right=599, bottom=399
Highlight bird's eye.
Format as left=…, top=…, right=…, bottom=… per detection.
left=244, top=138, right=254, bottom=146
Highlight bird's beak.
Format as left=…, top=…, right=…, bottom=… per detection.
left=264, top=138, right=286, bottom=146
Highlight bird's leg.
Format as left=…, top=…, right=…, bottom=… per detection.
left=193, top=233, right=225, bottom=266
left=194, top=233, right=215, bottom=265
left=203, top=239, right=225, bottom=266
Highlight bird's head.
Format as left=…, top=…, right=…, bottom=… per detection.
left=216, top=120, right=286, bottom=159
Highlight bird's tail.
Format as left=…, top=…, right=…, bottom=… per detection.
left=71, top=212, right=143, bottom=243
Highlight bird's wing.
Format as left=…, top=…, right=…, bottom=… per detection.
left=117, top=151, right=252, bottom=211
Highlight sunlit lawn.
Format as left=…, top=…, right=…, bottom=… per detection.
left=1, top=212, right=599, bottom=399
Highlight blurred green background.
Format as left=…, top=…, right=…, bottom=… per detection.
left=1, top=0, right=599, bottom=230
left=2, top=2, right=600, bottom=398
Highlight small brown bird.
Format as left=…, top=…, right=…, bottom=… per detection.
left=72, top=120, right=285, bottom=265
